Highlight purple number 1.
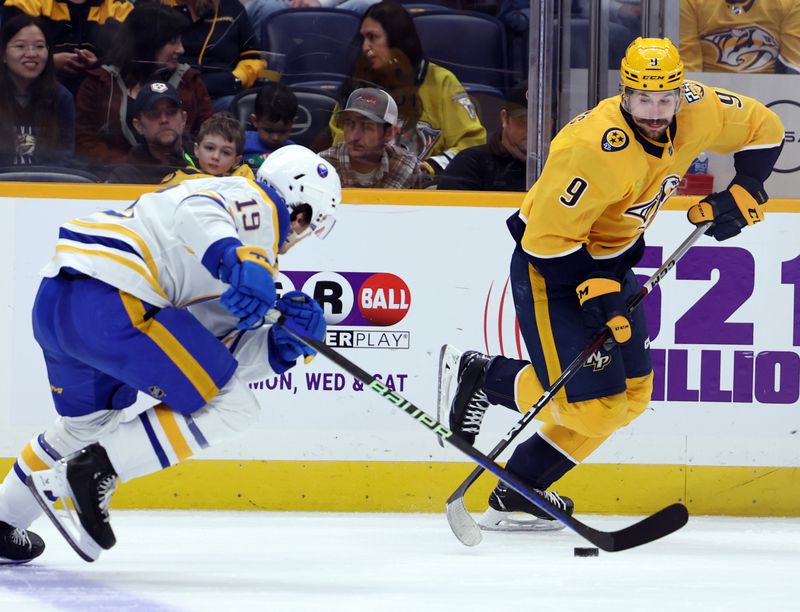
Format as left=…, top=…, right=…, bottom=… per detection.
left=781, top=255, right=800, bottom=346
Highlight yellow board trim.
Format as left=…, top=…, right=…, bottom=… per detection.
left=0, top=458, right=795, bottom=516
left=20, top=443, right=48, bottom=472
left=154, top=405, right=194, bottom=462
left=119, top=292, right=220, bottom=403
left=2, top=182, right=800, bottom=211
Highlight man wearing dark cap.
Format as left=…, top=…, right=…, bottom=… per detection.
left=320, top=87, right=421, bottom=189
left=438, top=82, right=528, bottom=192
left=108, top=81, right=191, bottom=184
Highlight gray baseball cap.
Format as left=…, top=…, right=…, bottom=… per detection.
left=342, top=87, right=399, bottom=126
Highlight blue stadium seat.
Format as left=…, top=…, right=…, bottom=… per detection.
left=412, top=10, right=510, bottom=93
left=260, top=8, right=362, bottom=87
left=0, top=166, right=99, bottom=183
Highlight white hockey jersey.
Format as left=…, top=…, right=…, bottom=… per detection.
left=42, top=176, right=286, bottom=310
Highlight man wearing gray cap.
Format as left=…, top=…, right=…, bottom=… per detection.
left=320, top=87, right=421, bottom=189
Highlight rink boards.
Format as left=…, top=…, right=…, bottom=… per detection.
left=0, top=183, right=798, bottom=516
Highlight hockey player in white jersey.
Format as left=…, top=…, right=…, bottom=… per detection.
left=0, top=145, right=341, bottom=563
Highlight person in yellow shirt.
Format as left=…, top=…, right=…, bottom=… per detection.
left=326, top=1, right=486, bottom=175
left=440, top=37, right=784, bottom=532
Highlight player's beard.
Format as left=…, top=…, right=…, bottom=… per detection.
left=633, top=117, right=670, bottom=140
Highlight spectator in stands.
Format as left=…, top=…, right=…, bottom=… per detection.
left=438, top=81, right=528, bottom=192
left=163, top=112, right=254, bottom=182
left=75, top=3, right=213, bottom=177
left=320, top=86, right=421, bottom=188
left=107, top=81, right=191, bottom=184
left=163, top=0, right=266, bottom=112
left=246, top=0, right=380, bottom=48
left=3, top=0, right=133, bottom=92
left=327, top=1, right=486, bottom=176
left=243, top=81, right=298, bottom=172
left=0, top=14, right=75, bottom=166
left=680, top=0, right=800, bottom=73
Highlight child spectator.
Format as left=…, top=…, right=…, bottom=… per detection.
left=0, top=14, right=75, bottom=166
left=75, top=3, right=213, bottom=176
left=243, top=82, right=298, bottom=172
left=163, top=112, right=254, bottom=183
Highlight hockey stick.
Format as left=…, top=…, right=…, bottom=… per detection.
left=267, top=319, right=692, bottom=553
left=442, top=222, right=711, bottom=546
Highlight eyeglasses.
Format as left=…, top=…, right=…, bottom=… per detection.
left=7, top=43, right=48, bottom=54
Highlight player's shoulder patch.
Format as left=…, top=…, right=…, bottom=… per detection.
left=601, top=127, right=628, bottom=152
left=682, top=81, right=705, bottom=104
left=452, top=92, right=477, bottom=121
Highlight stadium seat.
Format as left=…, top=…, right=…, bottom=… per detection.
left=412, top=10, right=510, bottom=93
left=232, top=86, right=338, bottom=149
left=0, top=166, right=99, bottom=183
left=468, top=88, right=506, bottom=136
left=260, top=8, right=362, bottom=87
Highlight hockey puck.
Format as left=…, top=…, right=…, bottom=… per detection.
left=573, top=547, right=599, bottom=557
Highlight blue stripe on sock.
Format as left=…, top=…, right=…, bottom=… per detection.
left=37, top=433, right=62, bottom=461
left=139, top=412, right=170, bottom=469
left=183, top=414, right=209, bottom=449
left=12, top=461, right=26, bottom=484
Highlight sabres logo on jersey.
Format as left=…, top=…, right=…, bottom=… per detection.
left=703, top=25, right=778, bottom=72
left=625, top=175, right=682, bottom=230
left=601, top=128, right=628, bottom=152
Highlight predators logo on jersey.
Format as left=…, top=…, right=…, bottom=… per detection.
left=601, top=128, right=628, bottom=152
left=625, top=175, right=682, bottom=230
left=682, top=81, right=705, bottom=104
left=703, top=25, right=779, bottom=72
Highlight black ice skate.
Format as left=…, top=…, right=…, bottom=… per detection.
left=479, top=482, right=574, bottom=532
left=0, top=521, right=45, bottom=565
left=448, top=349, right=493, bottom=445
left=26, top=443, right=118, bottom=562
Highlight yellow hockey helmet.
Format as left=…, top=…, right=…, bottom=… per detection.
left=620, top=37, right=684, bottom=91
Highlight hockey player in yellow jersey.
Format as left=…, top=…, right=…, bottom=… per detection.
left=439, top=37, right=784, bottom=531
left=681, top=0, right=800, bottom=73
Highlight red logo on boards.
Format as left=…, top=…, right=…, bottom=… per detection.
left=358, top=273, right=411, bottom=326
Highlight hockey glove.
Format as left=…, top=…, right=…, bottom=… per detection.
left=219, top=245, right=276, bottom=330
left=687, top=175, right=767, bottom=241
left=576, top=272, right=632, bottom=345
left=268, top=291, right=326, bottom=372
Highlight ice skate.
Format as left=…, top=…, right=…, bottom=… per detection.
left=26, top=443, right=118, bottom=562
left=0, top=521, right=45, bottom=564
left=478, top=482, right=574, bottom=532
left=436, top=344, right=462, bottom=446
left=448, top=349, right=493, bottom=445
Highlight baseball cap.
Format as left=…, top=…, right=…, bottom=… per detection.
left=135, top=81, right=182, bottom=116
left=341, top=87, right=398, bottom=126
left=505, top=81, right=528, bottom=118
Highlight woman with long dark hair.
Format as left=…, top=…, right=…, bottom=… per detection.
left=0, top=14, right=75, bottom=166
left=329, top=1, right=486, bottom=175
left=74, top=2, right=213, bottom=172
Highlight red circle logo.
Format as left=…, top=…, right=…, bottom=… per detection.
left=358, top=273, right=411, bottom=326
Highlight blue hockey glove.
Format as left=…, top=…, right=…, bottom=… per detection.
left=687, top=176, right=767, bottom=241
left=267, top=291, right=326, bottom=372
left=576, top=272, right=631, bottom=346
left=219, top=245, right=276, bottom=330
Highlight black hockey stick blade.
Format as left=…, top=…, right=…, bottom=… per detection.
left=270, top=314, right=689, bottom=552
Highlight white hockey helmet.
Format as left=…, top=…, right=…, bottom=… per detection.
left=256, top=144, right=342, bottom=240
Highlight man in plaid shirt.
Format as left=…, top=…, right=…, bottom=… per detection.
left=320, top=87, right=422, bottom=189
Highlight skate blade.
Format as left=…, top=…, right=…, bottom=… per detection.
left=436, top=344, right=462, bottom=448
left=478, top=507, right=567, bottom=532
left=26, top=470, right=103, bottom=562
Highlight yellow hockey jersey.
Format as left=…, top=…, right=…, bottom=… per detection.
left=515, top=80, right=783, bottom=284
left=680, top=0, right=800, bottom=73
